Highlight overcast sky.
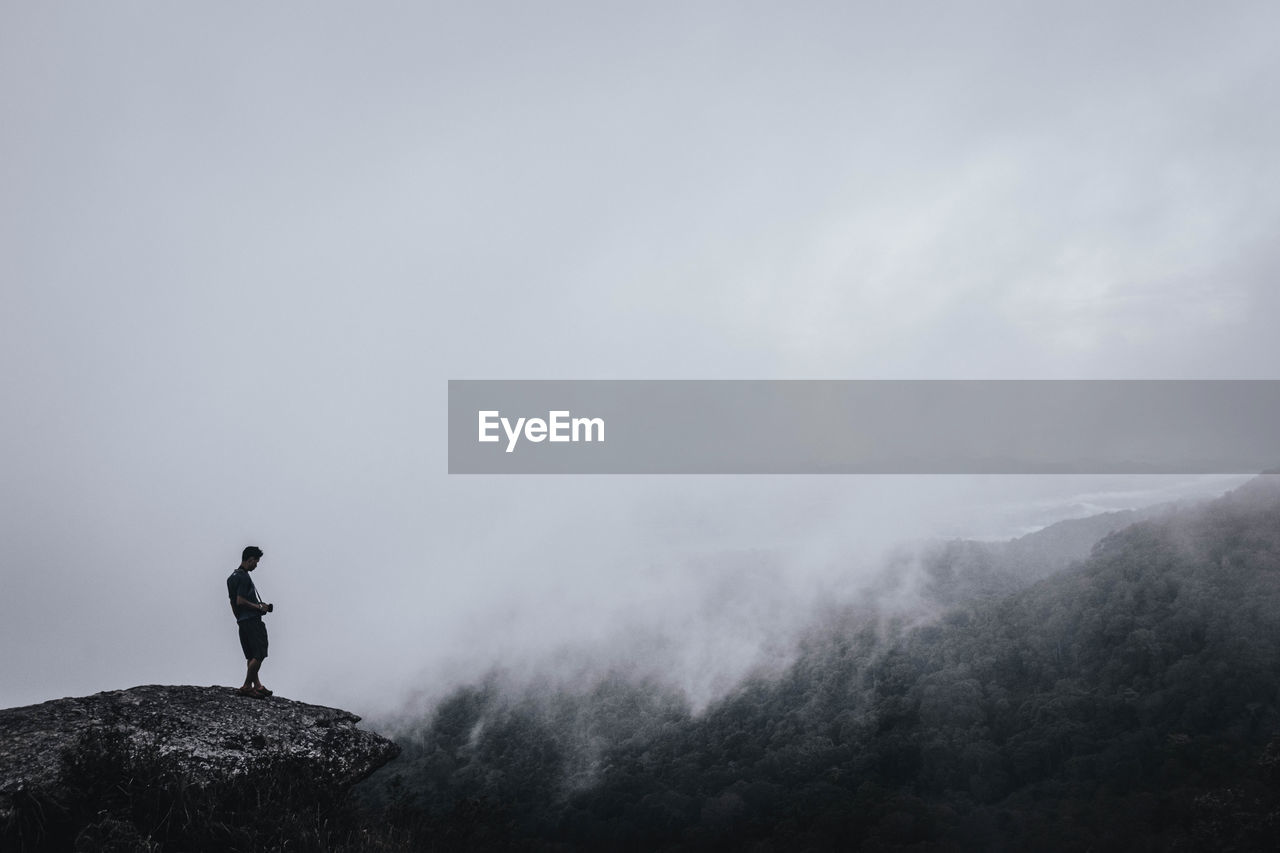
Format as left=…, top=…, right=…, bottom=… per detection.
left=2, top=3, right=1277, bottom=714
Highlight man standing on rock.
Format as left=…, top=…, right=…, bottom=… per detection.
left=227, top=545, right=274, bottom=698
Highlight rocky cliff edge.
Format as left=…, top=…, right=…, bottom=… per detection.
left=0, top=684, right=399, bottom=831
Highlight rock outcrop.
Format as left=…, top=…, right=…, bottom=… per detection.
left=0, top=684, right=399, bottom=847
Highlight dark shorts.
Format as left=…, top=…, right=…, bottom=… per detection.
left=238, top=617, right=269, bottom=661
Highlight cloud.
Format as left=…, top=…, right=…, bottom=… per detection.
left=2, top=2, right=1278, bottom=712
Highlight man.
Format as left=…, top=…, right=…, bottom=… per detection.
left=227, top=545, right=274, bottom=697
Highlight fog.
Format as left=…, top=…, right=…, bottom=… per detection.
left=2, top=3, right=1277, bottom=714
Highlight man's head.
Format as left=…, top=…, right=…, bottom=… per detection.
left=241, top=545, right=264, bottom=571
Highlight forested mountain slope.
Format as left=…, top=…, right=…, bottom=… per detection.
left=362, top=477, right=1280, bottom=851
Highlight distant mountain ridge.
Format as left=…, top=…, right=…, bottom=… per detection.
left=870, top=498, right=1183, bottom=613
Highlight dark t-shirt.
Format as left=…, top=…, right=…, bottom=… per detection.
left=227, top=567, right=263, bottom=622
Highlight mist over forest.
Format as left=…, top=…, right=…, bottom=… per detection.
left=352, top=475, right=1280, bottom=850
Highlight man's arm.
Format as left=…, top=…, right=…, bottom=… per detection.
left=235, top=595, right=270, bottom=614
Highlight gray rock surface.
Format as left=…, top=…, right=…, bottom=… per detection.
left=0, top=684, right=399, bottom=820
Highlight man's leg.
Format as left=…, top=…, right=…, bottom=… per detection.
left=237, top=620, right=271, bottom=695
left=255, top=623, right=269, bottom=693
left=252, top=659, right=266, bottom=691
left=243, top=658, right=261, bottom=689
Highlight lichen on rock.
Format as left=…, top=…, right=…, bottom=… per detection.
left=0, top=684, right=400, bottom=849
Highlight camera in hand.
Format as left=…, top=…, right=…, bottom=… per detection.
left=264, top=603, right=274, bottom=613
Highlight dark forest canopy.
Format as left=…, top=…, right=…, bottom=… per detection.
left=359, top=476, right=1280, bottom=851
